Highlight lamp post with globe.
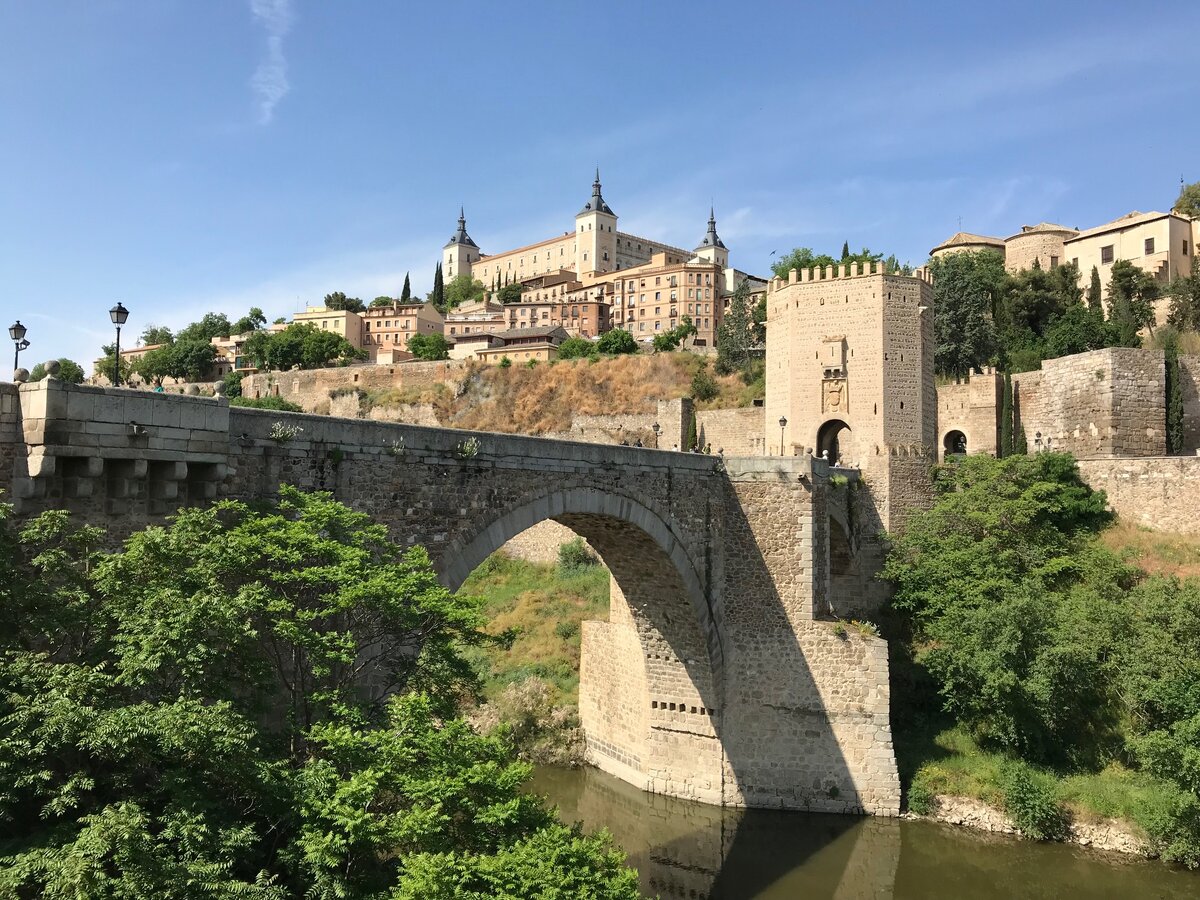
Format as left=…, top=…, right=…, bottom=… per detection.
left=109, top=303, right=129, bottom=386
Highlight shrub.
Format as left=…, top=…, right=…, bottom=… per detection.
left=690, top=367, right=719, bottom=401
left=221, top=370, right=245, bottom=398
left=499, top=355, right=512, bottom=368
left=556, top=337, right=596, bottom=360
left=595, top=328, right=638, bottom=355
left=907, top=780, right=935, bottom=815
left=554, top=620, right=580, bottom=641
left=558, top=538, right=599, bottom=572
left=467, top=677, right=584, bottom=766
left=230, top=395, right=303, bottom=412
left=1001, top=762, right=1067, bottom=840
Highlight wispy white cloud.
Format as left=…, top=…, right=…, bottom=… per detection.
left=249, top=0, right=293, bottom=125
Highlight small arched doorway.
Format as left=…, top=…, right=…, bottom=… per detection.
left=816, top=419, right=851, bottom=464
left=943, top=430, right=967, bottom=460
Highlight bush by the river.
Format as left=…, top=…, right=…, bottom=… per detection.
left=0, top=491, right=640, bottom=897
left=885, top=452, right=1200, bottom=866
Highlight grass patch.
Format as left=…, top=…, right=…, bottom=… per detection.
left=459, top=552, right=610, bottom=705
left=1101, top=519, right=1200, bottom=579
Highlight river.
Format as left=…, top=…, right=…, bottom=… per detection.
left=529, top=766, right=1198, bottom=899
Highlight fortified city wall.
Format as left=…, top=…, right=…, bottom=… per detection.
left=936, top=368, right=1002, bottom=458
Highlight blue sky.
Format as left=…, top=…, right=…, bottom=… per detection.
left=2, top=0, right=1196, bottom=369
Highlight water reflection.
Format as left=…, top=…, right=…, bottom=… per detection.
left=530, top=766, right=1199, bottom=899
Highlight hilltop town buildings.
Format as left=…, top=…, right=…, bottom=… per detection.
left=932, top=209, right=1200, bottom=321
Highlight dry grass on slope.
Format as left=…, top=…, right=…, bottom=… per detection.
left=1100, top=520, right=1200, bottom=579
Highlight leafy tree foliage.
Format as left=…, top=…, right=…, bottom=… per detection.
left=497, top=282, right=524, bottom=304
left=928, top=250, right=1004, bottom=378
left=1107, top=260, right=1159, bottom=345
left=230, top=395, right=303, bottom=411
left=140, top=324, right=174, bottom=346
left=690, top=366, right=718, bottom=402
left=176, top=312, right=232, bottom=344
left=243, top=323, right=365, bottom=371
left=370, top=295, right=395, bottom=308
left=715, top=278, right=758, bottom=376
left=1174, top=180, right=1200, bottom=219
left=0, top=492, right=639, bottom=896
left=221, top=370, right=245, bottom=398
left=594, top=328, right=637, bottom=355
left=323, top=292, right=366, bottom=313
left=652, top=315, right=698, bottom=353
left=406, top=333, right=451, bottom=361
left=555, top=337, right=597, bottom=360
left=231, top=307, right=267, bottom=335
left=28, top=358, right=85, bottom=384
left=1167, top=257, right=1200, bottom=331
left=442, top=275, right=486, bottom=311
left=771, top=246, right=882, bottom=280
left=96, top=343, right=132, bottom=384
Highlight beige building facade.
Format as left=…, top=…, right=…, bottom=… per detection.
left=360, top=302, right=444, bottom=362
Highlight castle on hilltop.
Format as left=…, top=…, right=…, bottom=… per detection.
left=442, top=171, right=765, bottom=348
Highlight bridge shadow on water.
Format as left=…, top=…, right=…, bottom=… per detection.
left=532, top=765, right=901, bottom=899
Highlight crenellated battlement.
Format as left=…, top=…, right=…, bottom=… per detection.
left=768, top=261, right=933, bottom=294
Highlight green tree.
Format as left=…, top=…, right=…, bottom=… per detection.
left=1041, top=302, right=1112, bottom=359
left=1173, top=180, right=1200, bottom=219
left=429, top=263, right=445, bottom=311
left=28, top=358, right=85, bottom=384
left=132, top=344, right=175, bottom=385
left=176, top=312, right=232, bottom=344
left=400, top=272, right=412, bottom=303
left=928, top=250, right=1005, bottom=377
left=221, top=370, right=245, bottom=398
left=691, top=366, right=718, bottom=402
left=686, top=406, right=698, bottom=450
left=999, top=372, right=1013, bottom=457
left=243, top=323, right=365, bottom=371
left=1164, top=330, right=1185, bottom=455
left=595, top=328, right=638, bottom=355
left=442, top=274, right=486, bottom=311
left=1108, top=260, right=1159, bottom=345
left=140, top=324, right=174, bottom=346
left=1086, top=265, right=1104, bottom=314
left=231, top=307, right=267, bottom=335
left=771, top=246, right=883, bottom=280
left=323, top=292, right=366, bottom=313
left=555, top=336, right=597, bottom=360
left=406, top=333, right=451, bottom=361
left=883, top=453, right=1122, bottom=764
left=0, top=492, right=640, bottom=897
left=1167, top=257, right=1200, bottom=331
left=715, top=278, right=757, bottom=375
left=497, top=281, right=524, bottom=304
left=652, top=315, right=698, bottom=353
left=96, top=343, right=132, bottom=384
left=841, top=241, right=850, bottom=260
left=370, top=296, right=395, bottom=308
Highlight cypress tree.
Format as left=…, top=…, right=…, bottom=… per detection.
left=1015, top=424, right=1028, bottom=455
left=431, top=262, right=444, bottom=311
left=686, top=407, right=698, bottom=451
left=1086, top=266, right=1103, bottom=314
left=400, top=272, right=411, bottom=303
left=1165, top=332, right=1184, bottom=454
left=841, top=241, right=850, bottom=261
left=1000, top=372, right=1014, bottom=457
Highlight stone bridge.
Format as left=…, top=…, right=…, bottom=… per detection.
left=0, top=378, right=899, bottom=816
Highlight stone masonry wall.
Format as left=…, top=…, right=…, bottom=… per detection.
left=1014, top=348, right=1166, bottom=457
left=1077, top=457, right=1200, bottom=534
left=936, top=369, right=1002, bottom=458
left=241, top=359, right=470, bottom=414
left=696, top=407, right=766, bottom=456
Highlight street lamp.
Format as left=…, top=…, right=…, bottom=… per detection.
left=778, top=416, right=788, bottom=456
left=8, top=321, right=30, bottom=376
left=109, top=302, right=129, bottom=386
left=651, top=422, right=661, bottom=449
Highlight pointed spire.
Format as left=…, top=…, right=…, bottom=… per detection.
left=578, top=168, right=614, bottom=216
left=446, top=207, right=478, bottom=248
left=698, top=206, right=726, bottom=250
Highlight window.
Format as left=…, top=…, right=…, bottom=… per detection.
left=655, top=277, right=661, bottom=286
left=1101, top=245, right=1114, bottom=264
left=655, top=307, right=661, bottom=315
left=639, top=322, right=645, bottom=332
left=1072, top=257, right=1079, bottom=268
left=1145, top=238, right=1155, bottom=255
left=1049, top=256, right=1058, bottom=269
left=655, top=322, right=661, bottom=330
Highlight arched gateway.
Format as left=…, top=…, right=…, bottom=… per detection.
left=2, top=378, right=901, bottom=817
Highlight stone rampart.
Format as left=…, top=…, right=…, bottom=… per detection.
left=1077, top=456, right=1200, bottom=534
left=937, top=369, right=1001, bottom=458
left=3, top=378, right=900, bottom=817
left=697, top=407, right=767, bottom=456
left=1014, top=348, right=1166, bottom=457
left=241, top=360, right=470, bottom=414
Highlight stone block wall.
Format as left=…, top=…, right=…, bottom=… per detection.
left=1077, top=457, right=1200, bottom=534
left=241, top=359, right=470, bottom=414
left=500, top=519, right=583, bottom=563
left=1014, top=348, right=1166, bottom=457
left=696, top=407, right=766, bottom=456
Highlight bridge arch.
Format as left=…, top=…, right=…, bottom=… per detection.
left=439, top=486, right=723, bottom=683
